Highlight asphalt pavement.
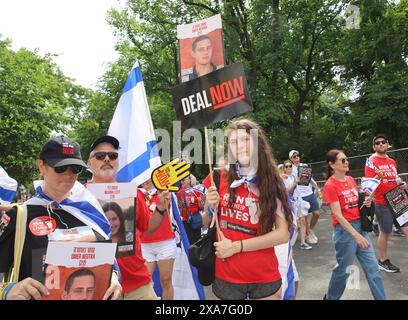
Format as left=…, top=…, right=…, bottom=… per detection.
left=294, top=206, right=408, bottom=300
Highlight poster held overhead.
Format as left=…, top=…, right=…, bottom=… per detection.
left=171, top=62, right=253, bottom=130
left=177, top=14, right=225, bottom=83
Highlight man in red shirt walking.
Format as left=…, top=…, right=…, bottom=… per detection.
left=365, top=134, right=408, bottom=273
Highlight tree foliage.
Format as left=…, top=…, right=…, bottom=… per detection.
left=0, top=37, right=91, bottom=186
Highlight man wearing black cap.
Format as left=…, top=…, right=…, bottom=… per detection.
left=87, top=135, right=169, bottom=300
left=365, top=134, right=408, bottom=273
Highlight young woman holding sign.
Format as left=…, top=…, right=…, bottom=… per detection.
left=203, top=118, right=293, bottom=300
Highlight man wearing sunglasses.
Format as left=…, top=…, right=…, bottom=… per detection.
left=87, top=135, right=169, bottom=300
left=289, top=150, right=322, bottom=245
left=365, top=134, right=408, bottom=273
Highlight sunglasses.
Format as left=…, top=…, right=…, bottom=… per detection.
left=284, top=165, right=292, bottom=168
left=374, top=140, right=388, bottom=146
left=54, top=165, right=84, bottom=175
left=337, top=157, right=349, bottom=164
left=93, top=152, right=119, bottom=161
left=291, top=155, right=300, bottom=159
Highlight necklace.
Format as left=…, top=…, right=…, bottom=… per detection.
left=46, top=202, right=69, bottom=230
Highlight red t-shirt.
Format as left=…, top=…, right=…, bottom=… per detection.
left=322, top=176, right=360, bottom=227
left=86, top=182, right=152, bottom=294
left=365, top=154, right=398, bottom=205
left=140, top=192, right=175, bottom=243
left=177, top=186, right=203, bottom=222
left=202, top=171, right=282, bottom=284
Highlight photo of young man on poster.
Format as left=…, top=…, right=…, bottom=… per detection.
left=178, top=14, right=225, bottom=83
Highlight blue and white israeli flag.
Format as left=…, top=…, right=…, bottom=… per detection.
left=108, top=62, right=161, bottom=186
left=0, top=165, right=18, bottom=204
left=361, top=177, right=380, bottom=194
left=365, top=158, right=377, bottom=171
left=108, top=62, right=204, bottom=299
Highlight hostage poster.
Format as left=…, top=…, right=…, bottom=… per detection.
left=177, top=14, right=225, bottom=83
left=87, top=183, right=138, bottom=258
left=43, top=242, right=116, bottom=300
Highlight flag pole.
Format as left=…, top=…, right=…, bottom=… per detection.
left=204, top=126, right=222, bottom=239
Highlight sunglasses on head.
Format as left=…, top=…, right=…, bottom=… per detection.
left=93, top=152, right=119, bottom=161
left=54, top=164, right=84, bottom=175
left=284, top=165, right=292, bottom=168
left=337, top=157, right=349, bottom=164
left=374, top=140, right=388, bottom=146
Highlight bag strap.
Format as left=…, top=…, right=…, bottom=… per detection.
left=182, top=190, right=191, bottom=217
left=10, top=204, right=27, bottom=282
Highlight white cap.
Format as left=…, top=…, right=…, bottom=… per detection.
left=289, top=150, right=299, bottom=159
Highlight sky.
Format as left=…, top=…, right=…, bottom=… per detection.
left=0, top=0, right=122, bottom=89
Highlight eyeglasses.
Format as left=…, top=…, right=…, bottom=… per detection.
left=291, top=155, right=299, bottom=159
left=337, top=158, right=349, bottom=164
left=54, top=165, right=84, bottom=175
left=93, top=152, right=119, bottom=161
left=374, top=140, right=388, bottom=146
left=284, top=165, right=292, bottom=168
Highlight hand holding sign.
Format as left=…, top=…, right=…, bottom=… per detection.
left=151, top=158, right=191, bottom=192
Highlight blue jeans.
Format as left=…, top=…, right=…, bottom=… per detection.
left=326, top=220, right=386, bottom=300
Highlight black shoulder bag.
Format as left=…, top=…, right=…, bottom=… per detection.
left=188, top=169, right=220, bottom=286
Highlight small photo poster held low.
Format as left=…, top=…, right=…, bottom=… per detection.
left=384, top=186, right=408, bottom=226
left=87, top=183, right=138, bottom=258
left=177, top=14, right=225, bottom=83
left=298, top=165, right=312, bottom=186
left=43, top=242, right=117, bottom=300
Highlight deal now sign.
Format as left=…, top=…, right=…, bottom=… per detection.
left=171, top=63, right=253, bottom=130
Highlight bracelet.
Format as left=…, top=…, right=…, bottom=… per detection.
left=240, top=240, right=243, bottom=253
left=0, top=283, right=16, bottom=300
left=0, top=283, right=8, bottom=300
left=207, top=206, right=214, bottom=218
left=155, top=207, right=167, bottom=216
left=3, top=283, right=16, bottom=300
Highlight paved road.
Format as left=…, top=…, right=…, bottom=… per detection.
left=294, top=206, right=408, bottom=300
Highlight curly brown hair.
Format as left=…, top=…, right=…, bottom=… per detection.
left=225, top=118, right=293, bottom=235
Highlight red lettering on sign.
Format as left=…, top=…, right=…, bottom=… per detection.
left=210, top=76, right=245, bottom=110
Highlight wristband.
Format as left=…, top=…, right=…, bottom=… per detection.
left=0, top=283, right=16, bottom=300
left=207, top=206, right=214, bottom=218
left=3, top=283, right=16, bottom=300
left=0, top=283, right=8, bottom=300
left=156, top=207, right=167, bottom=216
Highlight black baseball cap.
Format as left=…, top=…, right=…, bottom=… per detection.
left=39, top=135, right=87, bottom=168
left=90, top=135, right=119, bottom=152
left=372, top=134, right=388, bottom=144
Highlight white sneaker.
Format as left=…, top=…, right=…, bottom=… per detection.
left=306, top=230, right=318, bottom=244
left=300, top=243, right=312, bottom=250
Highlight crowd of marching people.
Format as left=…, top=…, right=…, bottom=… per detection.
left=0, top=118, right=407, bottom=301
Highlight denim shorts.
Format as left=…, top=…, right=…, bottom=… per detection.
left=212, top=277, right=282, bottom=300
left=375, top=204, right=394, bottom=234
left=302, top=193, right=320, bottom=213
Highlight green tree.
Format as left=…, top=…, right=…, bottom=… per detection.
left=0, top=37, right=91, bottom=186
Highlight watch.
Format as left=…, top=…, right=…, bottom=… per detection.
left=156, top=207, right=167, bottom=216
